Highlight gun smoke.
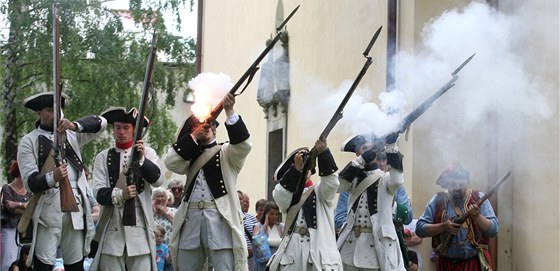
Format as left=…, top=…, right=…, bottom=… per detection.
left=294, top=1, right=555, bottom=165
left=188, top=72, right=233, bottom=120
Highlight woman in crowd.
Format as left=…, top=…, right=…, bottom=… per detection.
left=152, top=187, right=177, bottom=245
left=1, top=161, right=32, bottom=271
left=252, top=201, right=284, bottom=271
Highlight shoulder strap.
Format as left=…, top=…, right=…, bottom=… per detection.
left=282, top=186, right=315, bottom=236
left=348, top=170, right=383, bottom=213
left=182, top=145, right=222, bottom=197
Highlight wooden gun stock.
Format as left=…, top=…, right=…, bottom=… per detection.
left=435, top=170, right=511, bottom=256
left=59, top=172, right=79, bottom=212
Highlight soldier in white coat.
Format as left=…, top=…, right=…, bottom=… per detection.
left=268, top=139, right=342, bottom=271
left=90, top=107, right=163, bottom=271
left=17, top=92, right=106, bottom=270
left=336, top=133, right=406, bottom=271
left=165, top=93, right=252, bottom=271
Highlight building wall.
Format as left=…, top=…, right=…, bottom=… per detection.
left=188, top=0, right=559, bottom=269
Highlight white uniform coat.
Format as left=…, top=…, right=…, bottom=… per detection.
left=337, top=167, right=405, bottom=271
left=17, top=121, right=106, bottom=266
left=165, top=138, right=252, bottom=271
left=89, top=145, right=163, bottom=271
left=271, top=173, right=342, bottom=270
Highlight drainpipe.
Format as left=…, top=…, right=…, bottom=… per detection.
left=386, top=0, right=397, bottom=92
left=196, top=0, right=204, bottom=73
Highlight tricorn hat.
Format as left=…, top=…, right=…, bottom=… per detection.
left=340, top=133, right=384, bottom=153
left=273, top=147, right=315, bottom=181
left=101, top=107, right=149, bottom=127
left=23, top=92, right=68, bottom=111
left=436, top=162, right=470, bottom=188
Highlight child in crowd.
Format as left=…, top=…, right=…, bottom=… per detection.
left=155, top=225, right=171, bottom=271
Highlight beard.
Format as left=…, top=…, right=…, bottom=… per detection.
left=450, top=189, right=465, bottom=206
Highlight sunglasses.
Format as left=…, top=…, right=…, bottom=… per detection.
left=171, top=187, right=183, bottom=192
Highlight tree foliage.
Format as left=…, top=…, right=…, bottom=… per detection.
left=0, top=0, right=196, bottom=176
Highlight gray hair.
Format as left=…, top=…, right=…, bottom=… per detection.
left=152, top=187, right=168, bottom=200
left=167, top=179, right=184, bottom=189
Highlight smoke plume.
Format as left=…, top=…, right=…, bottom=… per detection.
left=188, top=72, right=233, bottom=120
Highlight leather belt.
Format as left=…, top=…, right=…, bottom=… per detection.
left=352, top=226, right=372, bottom=238
left=188, top=200, right=217, bottom=210
left=292, top=226, right=310, bottom=237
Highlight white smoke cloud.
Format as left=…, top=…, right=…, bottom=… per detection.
left=292, top=76, right=406, bottom=142
left=292, top=1, right=555, bottom=156
left=398, top=1, right=556, bottom=163
left=188, top=72, right=233, bottom=120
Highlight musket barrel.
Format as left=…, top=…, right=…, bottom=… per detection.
left=177, top=6, right=300, bottom=140
left=397, top=54, right=475, bottom=134
left=299, top=26, right=383, bottom=190
left=122, top=33, right=158, bottom=226
left=53, top=2, right=79, bottom=213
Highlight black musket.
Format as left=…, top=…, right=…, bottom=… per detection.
left=176, top=5, right=301, bottom=139
left=397, top=53, right=476, bottom=134
left=52, top=1, right=79, bottom=213
left=122, top=33, right=158, bottom=226
left=291, top=26, right=383, bottom=206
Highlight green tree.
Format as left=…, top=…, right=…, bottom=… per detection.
left=0, top=0, right=196, bottom=177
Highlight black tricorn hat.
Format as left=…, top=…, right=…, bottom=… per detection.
left=340, top=133, right=383, bottom=153
left=23, top=92, right=68, bottom=111
left=273, top=147, right=316, bottom=181
left=101, top=107, right=149, bottom=127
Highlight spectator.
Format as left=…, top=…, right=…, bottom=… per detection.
left=155, top=225, right=171, bottom=271
left=252, top=201, right=284, bottom=271
left=254, top=199, right=267, bottom=221
left=166, top=189, right=175, bottom=208
left=2, top=161, right=31, bottom=271
left=238, top=191, right=258, bottom=271
left=153, top=187, right=177, bottom=245
left=167, top=179, right=184, bottom=208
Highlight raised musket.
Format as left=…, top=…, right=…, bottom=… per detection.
left=121, top=33, right=158, bottom=226
left=291, top=26, right=383, bottom=206
left=52, top=2, right=79, bottom=213
left=397, top=53, right=476, bottom=135
left=175, top=5, right=301, bottom=139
